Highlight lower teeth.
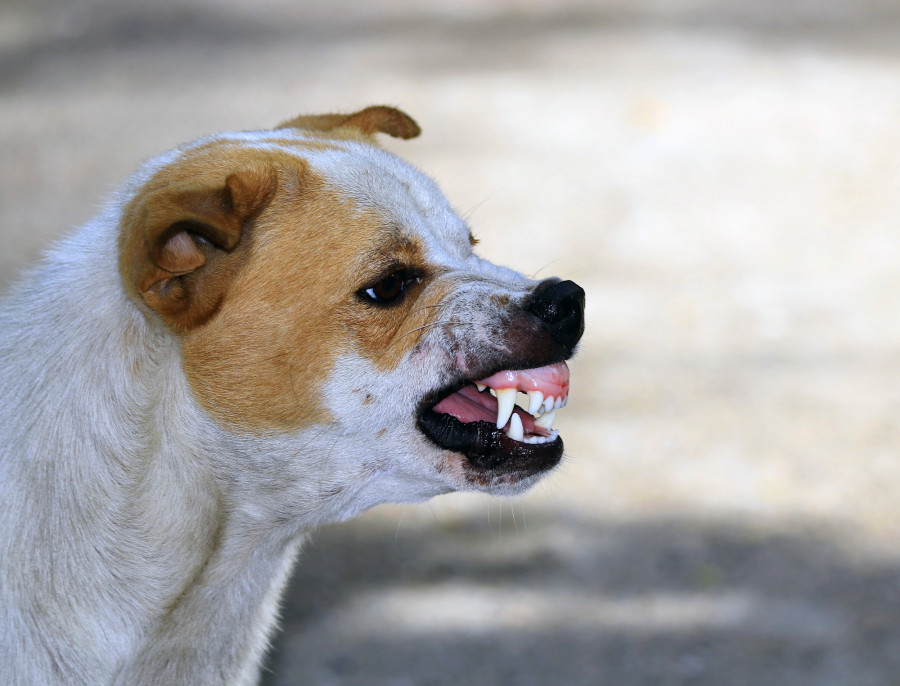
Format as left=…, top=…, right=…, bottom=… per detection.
left=508, top=429, right=559, bottom=445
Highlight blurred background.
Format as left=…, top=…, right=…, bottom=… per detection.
left=2, top=0, right=900, bottom=684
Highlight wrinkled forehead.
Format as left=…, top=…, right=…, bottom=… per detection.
left=300, top=141, right=473, bottom=266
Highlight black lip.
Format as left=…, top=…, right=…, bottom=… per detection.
left=417, top=408, right=564, bottom=475
left=415, top=359, right=567, bottom=476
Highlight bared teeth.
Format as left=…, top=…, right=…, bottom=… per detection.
left=495, top=388, right=517, bottom=429
left=507, top=412, right=524, bottom=441
left=470, top=365, right=569, bottom=438
left=534, top=408, right=556, bottom=430
left=527, top=390, right=544, bottom=415
left=525, top=429, right=559, bottom=445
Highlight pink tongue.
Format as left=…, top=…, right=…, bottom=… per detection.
left=431, top=362, right=569, bottom=433
left=433, top=385, right=509, bottom=425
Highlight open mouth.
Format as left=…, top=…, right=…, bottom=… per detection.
left=417, top=361, right=569, bottom=475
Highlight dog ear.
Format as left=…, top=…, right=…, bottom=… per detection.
left=276, top=105, right=421, bottom=140
left=123, top=166, right=276, bottom=330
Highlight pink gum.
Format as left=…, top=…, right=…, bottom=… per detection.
left=476, top=361, right=570, bottom=398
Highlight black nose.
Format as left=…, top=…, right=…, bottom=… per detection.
left=525, top=279, right=585, bottom=351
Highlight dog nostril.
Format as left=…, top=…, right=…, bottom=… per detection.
left=525, top=279, right=586, bottom=350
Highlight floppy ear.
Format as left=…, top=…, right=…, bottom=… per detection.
left=122, top=166, right=276, bottom=331
left=276, top=105, right=421, bottom=140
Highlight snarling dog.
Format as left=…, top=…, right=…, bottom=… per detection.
left=0, top=106, right=584, bottom=685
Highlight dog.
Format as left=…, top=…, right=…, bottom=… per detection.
left=0, top=106, right=585, bottom=685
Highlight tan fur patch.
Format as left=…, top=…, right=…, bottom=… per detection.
left=119, top=126, right=444, bottom=432
left=119, top=144, right=305, bottom=312
left=277, top=105, right=421, bottom=140
left=179, top=169, right=441, bottom=431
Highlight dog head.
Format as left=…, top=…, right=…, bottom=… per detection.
left=118, top=106, right=585, bottom=513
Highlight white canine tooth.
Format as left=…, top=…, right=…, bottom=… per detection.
left=476, top=383, right=487, bottom=392
left=554, top=396, right=563, bottom=410
left=527, top=390, right=544, bottom=415
left=495, top=388, right=517, bottom=429
left=561, top=395, right=568, bottom=407
left=507, top=412, right=524, bottom=441
left=543, top=396, right=555, bottom=414
left=534, top=409, right=556, bottom=430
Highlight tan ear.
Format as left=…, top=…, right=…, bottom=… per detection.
left=122, top=166, right=276, bottom=331
left=276, top=105, right=421, bottom=140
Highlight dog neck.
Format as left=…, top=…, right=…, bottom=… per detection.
left=0, top=212, right=322, bottom=684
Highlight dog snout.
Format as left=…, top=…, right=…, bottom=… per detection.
left=525, top=278, right=586, bottom=351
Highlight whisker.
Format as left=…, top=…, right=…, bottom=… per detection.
left=531, top=257, right=564, bottom=279
left=394, top=508, right=408, bottom=543
left=405, top=303, right=445, bottom=320
left=399, top=320, right=474, bottom=338
left=461, top=189, right=500, bottom=222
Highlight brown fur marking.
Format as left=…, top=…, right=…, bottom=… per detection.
left=179, top=169, right=439, bottom=431
left=277, top=105, right=420, bottom=140
left=119, top=117, right=437, bottom=432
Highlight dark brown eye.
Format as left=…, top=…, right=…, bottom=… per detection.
left=364, top=271, right=406, bottom=303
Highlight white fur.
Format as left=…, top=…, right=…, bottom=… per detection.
left=0, top=126, right=548, bottom=685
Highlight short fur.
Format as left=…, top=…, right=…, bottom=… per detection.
left=0, top=107, right=576, bottom=685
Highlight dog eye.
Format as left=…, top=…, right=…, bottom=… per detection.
left=362, top=270, right=406, bottom=304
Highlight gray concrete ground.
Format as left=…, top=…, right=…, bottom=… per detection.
left=2, top=1, right=900, bottom=684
